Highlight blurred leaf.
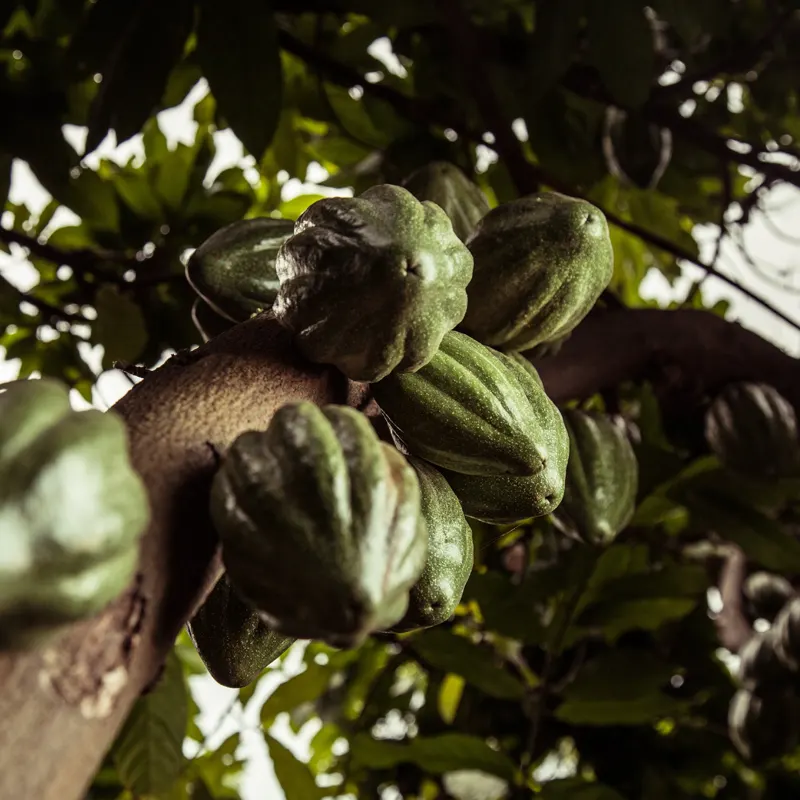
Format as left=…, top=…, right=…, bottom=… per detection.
left=196, top=0, right=282, bottom=159
left=525, top=0, right=584, bottom=99
left=85, top=0, right=193, bottom=152
left=410, top=628, right=526, bottom=700
left=539, top=779, right=627, bottom=799
left=111, top=652, right=188, bottom=795
left=261, top=662, right=335, bottom=728
left=278, top=194, right=327, bottom=220
left=350, top=732, right=516, bottom=781
left=438, top=673, right=465, bottom=724
left=92, top=285, right=148, bottom=369
left=264, top=733, right=327, bottom=800
left=0, top=153, right=11, bottom=210
left=586, top=0, right=654, bottom=108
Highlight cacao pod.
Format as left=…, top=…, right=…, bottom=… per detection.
left=460, top=192, right=613, bottom=351
left=211, top=402, right=428, bottom=648
left=743, top=571, right=795, bottom=623
left=402, top=161, right=491, bottom=242
left=188, top=573, right=295, bottom=688
left=705, top=382, right=800, bottom=479
left=391, top=458, right=474, bottom=631
left=556, top=409, right=638, bottom=545
left=273, top=184, right=474, bottom=382
left=728, top=688, right=800, bottom=763
left=372, top=331, right=568, bottom=477
left=0, top=379, right=149, bottom=650
left=186, top=217, right=294, bottom=322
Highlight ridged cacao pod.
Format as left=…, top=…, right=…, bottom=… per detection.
left=273, top=184, right=474, bottom=382
left=743, top=571, right=795, bottom=623
left=211, top=402, right=428, bottom=648
left=188, top=573, right=295, bottom=688
left=556, top=410, right=638, bottom=545
left=391, top=459, right=474, bottom=632
left=729, top=688, right=800, bottom=763
left=186, top=217, right=295, bottom=322
left=460, top=192, right=613, bottom=351
left=737, top=630, right=793, bottom=693
left=705, top=382, right=800, bottom=479
left=402, top=161, right=491, bottom=242
left=372, top=331, right=568, bottom=478
left=0, top=379, right=149, bottom=650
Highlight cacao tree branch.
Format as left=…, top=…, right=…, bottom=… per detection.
left=0, top=314, right=344, bottom=800
left=715, top=545, right=753, bottom=653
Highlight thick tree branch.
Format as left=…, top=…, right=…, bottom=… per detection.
left=0, top=314, right=344, bottom=800
left=531, top=307, right=800, bottom=413
left=714, top=545, right=753, bottom=653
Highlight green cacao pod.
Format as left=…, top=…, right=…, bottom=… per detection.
left=391, top=458, right=474, bottom=632
left=728, top=688, right=800, bottom=763
left=556, top=409, right=638, bottom=545
left=186, top=217, right=295, bottom=322
left=460, top=192, right=613, bottom=351
left=743, top=571, right=795, bottom=623
left=737, top=630, right=793, bottom=693
left=211, top=402, right=428, bottom=648
left=0, top=379, right=149, bottom=650
left=705, top=382, right=800, bottom=479
left=273, top=184, right=474, bottom=382
left=402, top=161, right=491, bottom=242
left=187, top=573, right=295, bottom=688
left=372, top=331, right=568, bottom=478
left=771, top=597, right=800, bottom=671
left=191, top=297, right=236, bottom=343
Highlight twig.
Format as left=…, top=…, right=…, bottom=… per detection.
left=715, top=545, right=753, bottom=653
left=113, top=362, right=152, bottom=379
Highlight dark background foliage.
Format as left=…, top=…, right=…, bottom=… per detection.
left=3, top=1, right=800, bottom=798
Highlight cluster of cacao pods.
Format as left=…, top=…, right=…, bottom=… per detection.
left=184, top=162, right=642, bottom=687
left=729, top=571, right=800, bottom=763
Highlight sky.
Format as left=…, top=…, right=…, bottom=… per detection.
left=1, top=60, right=800, bottom=800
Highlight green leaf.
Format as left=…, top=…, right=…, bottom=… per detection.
left=264, top=733, right=327, bottom=800
left=278, top=194, right=327, bottom=220
left=673, top=487, right=800, bottom=572
left=349, top=732, right=517, bottom=782
left=539, top=779, right=627, bottom=799
left=438, top=673, right=465, bottom=725
left=410, top=628, right=526, bottom=700
left=556, top=649, right=687, bottom=725
left=196, top=0, right=282, bottom=159
left=112, top=652, right=188, bottom=795
left=525, top=0, right=585, bottom=99
left=260, top=663, right=334, bottom=728
left=0, top=153, right=11, bottom=211
left=85, top=0, right=193, bottom=151
left=586, top=0, right=654, bottom=108
left=92, top=285, right=148, bottom=369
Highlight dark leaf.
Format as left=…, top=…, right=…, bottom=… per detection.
left=264, top=733, right=327, bottom=799
left=196, top=0, right=283, bottom=159
left=92, top=285, right=148, bottom=369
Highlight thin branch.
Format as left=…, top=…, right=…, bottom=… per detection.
left=715, top=545, right=753, bottom=653
left=277, top=29, right=800, bottom=334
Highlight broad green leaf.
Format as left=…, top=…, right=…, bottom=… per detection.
left=196, top=0, right=282, bottom=159
left=349, top=732, right=516, bottom=782
left=577, top=598, right=697, bottom=642
left=112, top=169, right=165, bottom=221
left=191, top=733, right=245, bottom=796
left=279, top=194, right=327, bottom=220
left=539, top=779, right=627, bottom=799
left=264, top=733, right=327, bottom=800
left=556, top=649, right=687, bottom=725
left=260, top=663, right=335, bottom=728
left=410, top=628, right=526, bottom=700
left=85, top=0, right=193, bottom=151
left=324, top=84, right=395, bottom=149
left=112, top=652, right=188, bottom=795
left=308, top=723, right=343, bottom=775
left=586, top=0, right=654, bottom=108
left=526, top=0, right=585, bottom=99
left=92, top=286, right=148, bottom=369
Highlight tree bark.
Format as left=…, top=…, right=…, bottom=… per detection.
left=0, top=306, right=797, bottom=800
left=0, top=314, right=344, bottom=800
